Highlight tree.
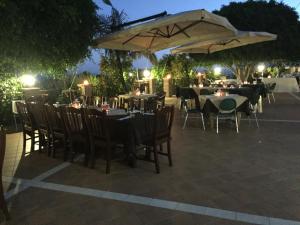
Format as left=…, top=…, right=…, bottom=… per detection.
left=152, top=54, right=195, bottom=87
left=99, top=0, right=157, bottom=94
left=0, top=0, right=100, bottom=74
left=192, top=0, right=300, bottom=81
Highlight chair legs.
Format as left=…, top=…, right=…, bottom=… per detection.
left=30, top=131, right=35, bottom=152
left=272, top=92, right=275, bottom=103
left=182, top=113, right=188, bottom=129
left=0, top=183, right=10, bottom=220
left=253, top=112, right=259, bottom=128
left=235, top=112, right=239, bottom=133
left=201, top=113, right=206, bottom=131
left=216, top=113, right=239, bottom=133
left=90, top=142, right=96, bottom=169
left=105, top=145, right=111, bottom=174
left=216, top=115, right=219, bottom=134
left=183, top=112, right=206, bottom=130
left=22, top=132, right=26, bottom=154
left=167, top=141, right=172, bottom=166
left=153, top=145, right=160, bottom=174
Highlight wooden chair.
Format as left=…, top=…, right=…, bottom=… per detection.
left=156, top=91, right=166, bottom=109
left=60, top=107, right=89, bottom=165
left=82, top=108, right=115, bottom=173
left=26, top=103, right=51, bottom=153
left=144, top=97, right=158, bottom=112
left=44, top=105, right=68, bottom=159
left=143, top=105, right=175, bottom=173
left=0, top=126, right=10, bottom=220
left=15, top=102, right=39, bottom=154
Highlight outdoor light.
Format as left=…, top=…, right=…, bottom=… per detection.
left=197, top=72, right=202, bottom=77
left=129, top=72, right=133, bottom=77
left=214, top=67, right=222, bottom=76
left=166, top=74, right=172, bottom=79
left=20, top=74, right=36, bottom=87
left=83, top=80, right=89, bottom=85
left=257, top=64, right=265, bottom=73
left=143, top=69, right=151, bottom=78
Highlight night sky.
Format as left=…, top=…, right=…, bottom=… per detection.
left=77, top=0, right=300, bottom=74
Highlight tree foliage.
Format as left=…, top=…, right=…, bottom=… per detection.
left=0, top=73, right=22, bottom=125
left=0, top=0, right=100, bottom=74
left=191, top=0, right=300, bottom=81
left=211, top=0, right=300, bottom=62
left=99, top=2, right=157, bottom=95
left=152, top=54, right=195, bottom=87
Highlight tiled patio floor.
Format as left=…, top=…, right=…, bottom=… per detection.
left=2, top=92, right=300, bottom=225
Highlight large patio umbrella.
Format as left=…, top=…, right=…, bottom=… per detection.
left=94, top=9, right=238, bottom=52
left=171, top=31, right=277, bottom=54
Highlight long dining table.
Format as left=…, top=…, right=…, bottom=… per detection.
left=107, top=111, right=155, bottom=167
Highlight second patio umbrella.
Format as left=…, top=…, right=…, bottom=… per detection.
left=94, top=9, right=238, bottom=52
left=171, top=31, right=277, bottom=54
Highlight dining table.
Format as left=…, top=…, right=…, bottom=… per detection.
left=192, top=85, right=264, bottom=113
left=118, top=93, right=158, bottom=111
left=199, top=94, right=249, bottom=113
left=108, top=111, right=155, bottom=167
left=199, top=94, right=250, bottom=128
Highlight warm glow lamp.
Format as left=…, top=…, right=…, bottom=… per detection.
left=143, top=69, right=151, bottom=79
left=20, top=74, right=36, bottom=87
left=83, top=80, right=89, bottom=85
left=257, top=64, right=265, bottom=73
left=214, top=67, right=222, bottom=76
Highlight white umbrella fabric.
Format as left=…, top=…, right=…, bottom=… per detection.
left=94, top=9, right=238, bottom=52
left=171, top=31, right=277, bottom=54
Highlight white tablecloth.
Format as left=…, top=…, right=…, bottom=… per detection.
left=263, top=78, right=299, bottom=92
left=199, top=94, right=247, bottom=110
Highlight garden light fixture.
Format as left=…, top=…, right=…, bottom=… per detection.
left=20, top=74, right=36, bottom=87
left=257, top=64, right=265, bottom=73
left=143, top=69, right=151, bottom=79
left=83, top=80, right=89, bottom=85
left=214, top=67, right=222, bottom=76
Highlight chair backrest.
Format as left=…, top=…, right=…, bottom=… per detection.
left=44, top=105, right=64, bottom=133
left=179, top=88, right=195, bottom=99
left=60, top=107, right=86, bottom=135
left=157, top=91, right=166, bottom=104
left=219, top=98, right=236, bottom=112
left=82, top=108, right=110, bottom=142
left=180, top=88, right=200, bottom=109
left=154, top=105, right=175, bottom=139
left=26, top=102, right=48, bottom=130
left=251, top=87, right=261, bottom=106
left=16, top=102, right=33, bottom=128
left=200, top=89, right=213, bottom=95
left=0, top=126, right=6, bottom=174
left=144, top=97, right=158, bottom=112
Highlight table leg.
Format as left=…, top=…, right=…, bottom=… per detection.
left=13, top=114, right=18, bottom=131
left=209, top=114, right=214, bottom=129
